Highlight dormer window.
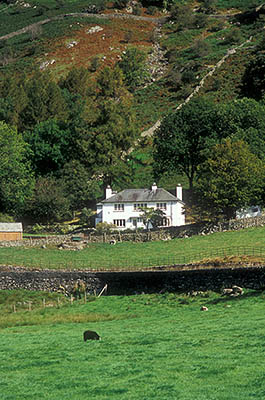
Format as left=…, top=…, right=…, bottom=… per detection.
left=114, top=203, right=124, bottom=211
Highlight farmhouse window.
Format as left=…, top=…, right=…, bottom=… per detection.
left=113, top=219, right=125, bottom=227
left=156, top=203, right=167, bottom=210
left=114, top=203, right=124, bottom=211
left=133, top=203, right=147, bottom=210
left=161, top=217, right=170, bottom=226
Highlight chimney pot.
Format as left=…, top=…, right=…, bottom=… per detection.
left=105, top=185, right=113, bottom=199
left=152, top=182, right=157, bottom=192
left=176, top=184, right=182, bottom=201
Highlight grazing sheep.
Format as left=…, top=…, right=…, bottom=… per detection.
left=222, top=286, right=244, bottom=297
left=200, top=306, right=208, bottom=311
left=222, top=288, right=234, bottom=296
left=232, top=285, right=244, bottom=295
left=83, top=330, right=101, bottom=341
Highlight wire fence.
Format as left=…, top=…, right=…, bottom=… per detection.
left=0, top=246, right=264, bottom=271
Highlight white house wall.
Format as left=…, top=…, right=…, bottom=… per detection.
left=98, top=201, right=185, bottom=230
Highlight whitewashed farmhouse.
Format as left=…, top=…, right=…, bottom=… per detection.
left=96, top=183, right=185, bottom=230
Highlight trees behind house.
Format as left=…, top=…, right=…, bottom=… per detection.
left=153, top=98, right=222, bottom=189
left=153, top=97, right=265, bottom=220
left=153, top=97, right=265, bottom=189
left=194, top=138, right=265, bottom=220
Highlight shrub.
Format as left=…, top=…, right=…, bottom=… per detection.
left=194, top=13, right=209, bottom=29
left=181, top=70, right=197, bottom=84
left=192, top=39, right=211, bottom=58
left=124, top=30, right=133, bottom=43
left=208, top=21, right=225, bottom=32
left=170, top=4, right=194, bottom=30
left=79, top=208, right=94, bottom=226
left=0, top=213, right=15, bottom=222
left=114, top=0, right=129, bottom=9
left=146, top=6, right=157, bottom=15
left=90, top=56, right=101, bottom=72
left=133, top=5, right=142, bottom=15
left=95, top=222, right=116, bottom=234
left=223, top=27, right=242, bottom=44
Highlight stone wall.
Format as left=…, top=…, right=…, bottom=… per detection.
left=0, top=265, right=265, bottom=295
left=0, top=267, right=102, bottom=293
left=0, top=215, right=264, bottom=248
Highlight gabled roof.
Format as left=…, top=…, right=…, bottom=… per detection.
left=101, top=188, right=182, bottom=203
left=0, top=223, right=23, bottom=232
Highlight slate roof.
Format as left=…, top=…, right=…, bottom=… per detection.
left=101, top=188, right=182, bottom=203
left=0, top=223, right=23, bottom=232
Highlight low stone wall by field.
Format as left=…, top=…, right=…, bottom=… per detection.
left=0, top=267, right=102, bottom=293
left=0, top=215, right=264, bottom=248
left=0, top=265, right=264, bottom=295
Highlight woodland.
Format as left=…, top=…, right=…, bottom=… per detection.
left=0, top=0, right=265, bottom=224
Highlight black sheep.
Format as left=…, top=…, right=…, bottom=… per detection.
left=83, top=330, right=101, bottom=341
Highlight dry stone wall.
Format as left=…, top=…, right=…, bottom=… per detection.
left=0, top=216, right=264, bottom=248
left=0, top=266, right=102, bottom=293
left=0, top=265, right=265, bottom=295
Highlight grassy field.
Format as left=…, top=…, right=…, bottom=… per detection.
left=0, top=289, right=265, bottom=399
left=0, top=226, right=264, bottom=270
left=0, top=0, right=104, bottom=36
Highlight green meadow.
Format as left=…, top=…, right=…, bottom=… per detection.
left=1, top=289, right=265, bottom=399
left=0, top=226, right=264, bottom=270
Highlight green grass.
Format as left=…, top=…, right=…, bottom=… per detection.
left=217, top=0, right=265, bottom=10
left=0, top=289, right=265, bottom=399
left=0, top=0, right=105, bottom=36
left=0, top=226, right=264, bottom=270
left=0, top=290, right=127, bottom=329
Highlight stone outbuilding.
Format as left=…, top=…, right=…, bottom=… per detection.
left=0, top=223, right=23, bottom=241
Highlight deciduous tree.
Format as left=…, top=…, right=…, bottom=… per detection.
left=0, top=122, right=34, bottom=215
left=241, top=53, right=265, bottom=100
left=194, top=138, right=265, bottom=220
left=153, top=98, right=221, bottom=189
left=29, top=176, right=70, bottom=223
left=21, top=71, right=67, bottom=130
left=117, top=47, right=150, bottom=91
left=218, top=98, right=265, bottom=160
left=24, top=119, right=71, bottom=176
left=140, top=207, right=166, bottom=230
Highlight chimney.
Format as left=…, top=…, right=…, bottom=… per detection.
left=176, top=184, right=182, bottom=201
left=152, top=182, right=157, bottom=193
left=105, top=185, right=113, bottom=199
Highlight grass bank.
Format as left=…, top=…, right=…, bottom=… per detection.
left=0, top=226, right=264, bottom=270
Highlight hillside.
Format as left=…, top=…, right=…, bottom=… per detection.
left=1, top=1, right=264, bottom=126
left=0, top=0, right=265, bottom=222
